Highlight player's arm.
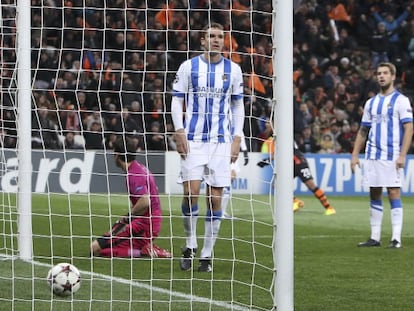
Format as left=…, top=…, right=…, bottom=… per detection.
left=130, top=194, right=150, bottom=216
left=231, top=97, right=244, bottom=163
left=351, top=124, right=369, bottom=173
left=116, top=193, right=150, bottom=226
left=240, top=133, right=249, bottom=165
left=171, top=96, right=188, bottom=159
left=397, top=121, right=413, bottom=168
left=396, top=98, right=414, bottom=168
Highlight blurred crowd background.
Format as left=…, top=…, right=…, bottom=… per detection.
left=2, top=0, right=414, bottom=154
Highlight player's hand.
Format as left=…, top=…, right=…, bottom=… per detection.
left=231, top=136, right=241, bottom=163
left=257, top=158, right=271, bottom=167
left=243, top=150, right=249, bottom=166
left=350, top=155, right=360, bottom=173
left=119, top=214, right=131, bottom=224
left=396, top=155, right=406, bottom=169
left=108, top=214, right=132, bottom=236
left=174, top=129, right=188, bottom=159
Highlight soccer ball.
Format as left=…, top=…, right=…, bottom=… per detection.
left=47, top=263, right=81, bottom=296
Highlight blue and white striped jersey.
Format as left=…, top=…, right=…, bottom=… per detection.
left=172, top=55, right=244, bottom=143
left=361, top=90, right=413, bottom=160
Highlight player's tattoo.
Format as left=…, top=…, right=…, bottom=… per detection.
left=359, top=125, right=369, bottom=138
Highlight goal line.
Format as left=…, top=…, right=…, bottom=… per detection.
left=0, top=253, right=257, bottom=311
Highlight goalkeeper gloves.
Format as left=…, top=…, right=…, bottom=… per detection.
left=107, top=215, right=129, bottom=236
left=257, top=158, right=271, bottom=167
left=119, top=213, right=135, bottom=224
left=243, top=150, right=249, bottom=166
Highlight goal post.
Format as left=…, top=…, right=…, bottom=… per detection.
left=0, top=1, right=292, bottom=310
left=16, top=0, right=33, bottom=261
left=274, top=1, right=294, bottom=310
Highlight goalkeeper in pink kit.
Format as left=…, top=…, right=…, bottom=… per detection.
left=90, top=137, right=171, bottom=258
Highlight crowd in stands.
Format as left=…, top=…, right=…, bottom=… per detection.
left=2, top=0, right=414, bottom=154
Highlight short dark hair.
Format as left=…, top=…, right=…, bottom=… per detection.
left=113, top=136, right=136, bottom=163
left=201, top=22, right=224, bottom=39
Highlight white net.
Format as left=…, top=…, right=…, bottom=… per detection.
left=1, top=1, right=275, bottom=310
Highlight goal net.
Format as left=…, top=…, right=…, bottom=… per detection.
left=0, top=1, right=275, bottom=310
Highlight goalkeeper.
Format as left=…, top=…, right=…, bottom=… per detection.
left=90, top=137, right=171, bottom=258
left=257, top=139, right=336, bottom=216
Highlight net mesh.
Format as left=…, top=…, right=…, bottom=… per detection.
left=0, top=1, right=274, bottom=310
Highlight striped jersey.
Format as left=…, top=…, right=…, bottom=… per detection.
left=172, top=55, right=244, bottom=142
left=361, top=90, right=413, bottom=160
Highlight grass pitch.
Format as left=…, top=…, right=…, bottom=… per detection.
left=1, top=193, right=414, bottom=310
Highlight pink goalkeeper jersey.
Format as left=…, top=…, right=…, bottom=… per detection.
left=127, top=161, right=162, bottom=218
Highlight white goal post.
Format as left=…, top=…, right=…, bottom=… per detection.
left=1, top=1, right=294, bottom=310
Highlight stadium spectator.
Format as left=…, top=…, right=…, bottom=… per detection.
left=63, top=131, right=84, bottom=150
left=84, top=121, right=105, bottom=150
left=144, top=92, right=166, bottom=131
left=76, top=91, right=97, bottom=113
left=107, top=32, right=126, bottom=65
left=373, top=6, right=410, bottom=60
left=369, top=21, right=394, bottom=68
left=336, top=120, right=355, bottom=153
left=34, top=50, right=55, bottom=90
left=313, top=111, right=331, bottom=134
left=1, top=108, right=17, bottom=148
left=121, top=75, right=141, bottom=108
left=83, top=108, right=103, bottom=131
left=318, top=98, right=336, bottom=122
left=319, top=133, right=335, bottom=154
left=112, top=107, right=142, bottom=138
left=323, top=65, right=341, bottom=91
left=145, top=121, right=167, bottom=151
left=336, top=29, right=358, bottom=56
left=32, top=105, right=62, bottom=149
left=305, top=23, right=330, bottom=60
left=297, top=125, right=321, bottom=153
left=298, top=102, right=314, bottom=126
left=343, top=100, right=361, bottom=124
left=128, top=100, right=145, bottom=131
left=328, top=120, right=342, bottom=153
left=332, top=82, right=352, bottom=110
left=60, top=103, right=81, bottom=134
left=311, top=123, right=323, bottom=144
left=358, top=67, right=379, bottom=101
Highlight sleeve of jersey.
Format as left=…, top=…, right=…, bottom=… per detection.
left=128, top=177, right=149, bottom=200
left=231, top=98, right=245, bottom=137
left=360, top=100, right=372, bottom=127
left=399, top=96, right=413, bottom=123
left=231, top=64, right=245, bottom=137
left=231, top=64, right=244, bottom=100
left=172, top=61, right=189, bottom=98
left=171, top=96, right=184, bottom=131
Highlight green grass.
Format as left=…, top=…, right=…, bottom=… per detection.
left=1, top=193, right=414, bottom=310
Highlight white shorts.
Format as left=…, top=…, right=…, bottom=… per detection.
left=362, top=159, right=402, bottom=187
left=180, top=141, right=232, bottom=187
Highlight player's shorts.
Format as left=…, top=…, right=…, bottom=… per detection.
left=97, top=217, right=161, bottom=252
left=180, top=141, right=232, bottom=187
left=362, top=159, right=402, bottom=187
left=293, top=150, right=313, bottom=182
